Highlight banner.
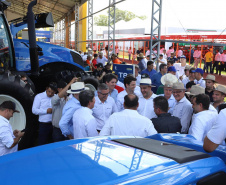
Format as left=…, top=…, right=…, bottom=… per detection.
left=113, top=64, right=135, bottom=83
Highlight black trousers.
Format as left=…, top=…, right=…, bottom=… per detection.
left=212, top=61, right=220, bottom=74
left=38, top=122, right=53, bottom=146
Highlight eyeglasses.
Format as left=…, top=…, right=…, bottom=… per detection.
left=172, top=90, right=183, bottom=94
left=98, top=91, right=109, bottom=96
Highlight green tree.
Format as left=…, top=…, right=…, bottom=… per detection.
left=94, top=8, right=147, bottom=26
left=94, top=15, right=108, bottom=26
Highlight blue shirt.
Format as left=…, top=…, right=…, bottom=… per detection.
left=151, top=72, right=165, bottom=88
left=59, top=97, right=81, bottom=137
left=141, top=68, right=157, bottom=79
left=109, top=89, right=118, bottom=102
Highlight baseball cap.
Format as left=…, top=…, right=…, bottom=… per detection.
left=0, top=101, right=20, bottom=113
left=168, top=66, right=177, bottom=72
left=192, top=68, right=204, bottom=75
left=180, top=55, right=186, bottom=59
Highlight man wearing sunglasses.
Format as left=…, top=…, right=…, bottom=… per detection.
left=92, top=83, right=118, bottom=132
left=172, top=82, right=193, bottom=134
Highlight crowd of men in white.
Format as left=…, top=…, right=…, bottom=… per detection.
left=0, top=56, right=226, bottom=156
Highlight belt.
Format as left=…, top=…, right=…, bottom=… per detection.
left=39, top=122, right=52, bottom=125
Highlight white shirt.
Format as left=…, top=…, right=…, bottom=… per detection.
left=0, top=115, right=17, bottom=156
left=116, top=89, right=141, bottom=112
left=92, top=96, right=118, bottom=130
left=188, top=110, right=218, bottom=142
left=159, top=58, right=167, bottom=64
left=182, top=76, right=190, bottom=88
left=174, top=63, right=186, bottom=77
left=138, top=93, right=158, bottom=119
left=136, top=74, right=141, bottom=86
left=209, top=104, right=218, bottom=114
left=82, top=54, right=87, bottom=61
left=159, top=94, right=176, bottom=114
left=207, top=108, right=226, bottom=145
left=195, top=77, right=206, bottom=88
left=32, top=91, right=52, bottom=122
left=162, top=53, right=167, bottom=59
left=100, top=109, right=157, bottom=137
left=96, top=56, right=108, bottom=66
left=73, top=107, right=98, bottom=139
left=172, top=96, right=193, bottom=133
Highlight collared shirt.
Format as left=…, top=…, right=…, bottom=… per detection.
left=174, top=63, right=186, bottom=77
left=116, top=89, right=141, bottom=111
left=193, top=50, right=201, bottom=58
left=138, top=93, right=158, bottom=119
left=159, top=94, right=176, bottom=114
left=151, top=72, right=165, bottom=88
left=138, top=59, right=146, bottom=71
left=92, top=96, right=118, bottom=130
left=151, top=113, right=181, bottom=133
left=211, top=102, right=226, bottom=112
left=215, top=52, right=221, bottom=61
left=207, top=109, right=226, bottom=145
left=195, top=77, right=206, bottom=88
left=209, top=104, right=218, bottom=114
left=96, top=57, right=108, bottom=66
left=109, top=88, right=118, bottom=102
left=141, top=68, right=157, bottom=79
left=166, top=49, right=174, bottom=57
left=188, top=110, right=218, bottom=142
left=32, top=91, right=52, bottom=123
left=221, top=53, right=226, bottom=62
left=136, top=74, right=141, bottom=86
left=73, top=107, right=98, bottom=139
left=162, top=53, right=167, bottom=59
left=100, top=109, right=157, bottom=137
left=172, top=96, right=193, bottom=133
left=59, top=97, right=81, bottom=137
left=159, top=58, right=167, bottom=64
left=0, top=115, right=17, bottom=156
left=51, top=94, right=68, bottom=128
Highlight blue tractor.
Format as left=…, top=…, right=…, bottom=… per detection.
left=0, top=0, right=94, bottom=150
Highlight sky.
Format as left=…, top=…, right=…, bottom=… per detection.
left=92, top=0, right=226, bottom=32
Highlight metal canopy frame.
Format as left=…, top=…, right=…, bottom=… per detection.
left=108, top=0, right=116, bottom=59
left=88, top=0, right=93, bottom=50
left=150, top=0, right=163, bottom=71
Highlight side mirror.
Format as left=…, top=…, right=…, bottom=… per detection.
left=35, top=13, right=54, bottom=28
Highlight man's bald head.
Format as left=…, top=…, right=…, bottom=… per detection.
left=124, top=94, right=139, bottom=110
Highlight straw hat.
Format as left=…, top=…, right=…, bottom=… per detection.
left=140, top=78, right=155, bottom=87
left=67, top=82, right=89, bottom=94
left=85, top=83, right=96, bottom=92
left=185, top=85, right=205, bottom=95
left=172, top=82, right=185, bottom=90
left=214, top=85, right=226, bottom=95
left=185, top=65, right=192, bottom=70
left=138, top=53, right=145, bottom=58
left=203, top=74, right=217, bottom=83
left=161, top=73, right=178, bottom=85
left=164, top=81, right=173, bottom=88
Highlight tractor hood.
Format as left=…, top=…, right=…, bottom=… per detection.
left=13, top=39, right=84, bottom=72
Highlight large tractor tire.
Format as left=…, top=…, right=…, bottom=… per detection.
left=0, top=72, right=38, bottom=150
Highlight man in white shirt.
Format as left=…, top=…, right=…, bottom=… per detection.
left=116, top=75, right=139, bottom=111
left=172, top=82, right=193, bottom=133
left=174, top=55, right=187, bottom=79
left=134, top=64, right=141, bottom=86
left=92, top=84, right=118, bottom=132
left=32, top=83, right=57, bottom=145
left=103, top=73, right=118, bottom=102
left=203, top=108, right=226, bottom=152
left=137, top=78, right=158, bottom=119
left=0, top=101, right=24, bottom=156
left=162, top=49, right=167, bottom=59
left=188, top=94, right=218, bottom=142
left=193, top=68, right=206, bottom=88
left=73, top=90, right=98, bottom=139
left=100, top=94, right=157, bottom=137
left=96, top=51, right=108, bottom=66
left=157, top=54, right=167, bottom=65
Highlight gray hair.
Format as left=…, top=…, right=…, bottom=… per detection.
left=98, top=83, right=109, bottom=91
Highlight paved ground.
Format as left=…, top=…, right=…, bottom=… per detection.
left=119, top=58, right=226, bottom=86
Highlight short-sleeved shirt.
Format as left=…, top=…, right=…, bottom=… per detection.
left=188, top=110, right=218, bottom=142
left=96, top=57, right=108, bottom=66
left=205, top=52, right=213, bottom=62
left=141, top=68, right=157, bottom=79
left=207, top=109, right=226, bottom=145
left=99, top=109, right=157, bottom=137
left=195, top=78, right=206, bottom=88
left=0, top=115, right=17, bottom=156
left=92, top=96, right=118, bottom=130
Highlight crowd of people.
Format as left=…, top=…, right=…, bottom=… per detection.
left=1, top=46, right=226, bottom=156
